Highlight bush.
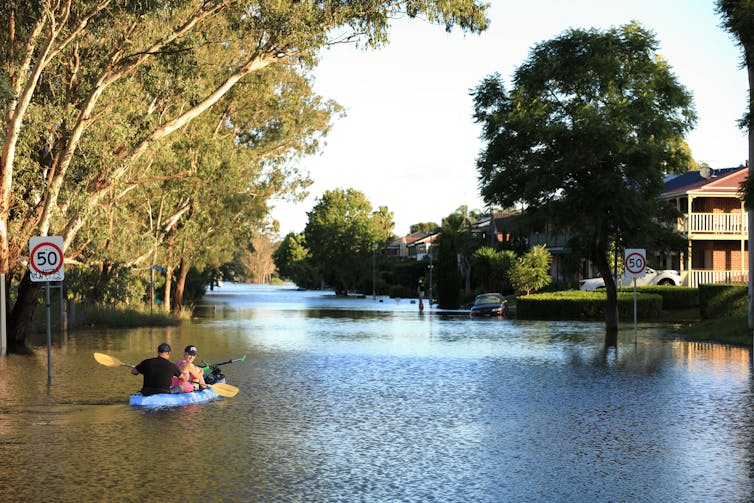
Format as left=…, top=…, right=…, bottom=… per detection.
left=699, top=283, right=747, bottom=319
left=388, top=284, right=414, bottom=299
left=65, top=263, right=147, bottom=307
left=628, top=286, right=698, bottom=309
left=516, top=290, right=663, bottom=320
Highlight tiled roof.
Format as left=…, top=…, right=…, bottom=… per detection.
left=662, top=166, right=746, bottom=197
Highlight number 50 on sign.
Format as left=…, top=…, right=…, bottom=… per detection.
left=624, top=248, right=647, bottom=278
left=29, top=236, right=65, bottom=282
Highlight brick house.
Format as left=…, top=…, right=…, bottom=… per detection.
left=385, top=231, right=439, bottom=260
left=479, top=211, right=581, bottom=284
left=661, top=166, right=748, bottom=287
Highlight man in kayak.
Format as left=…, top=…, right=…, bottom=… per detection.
left=171, top=345, right=208, bottom=393
left=131, top=342, right=187, bottom=396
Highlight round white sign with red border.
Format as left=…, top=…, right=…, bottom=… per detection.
left=29, top=236, right=65, bottom=282
left=624, top=248, right=647, bottom=278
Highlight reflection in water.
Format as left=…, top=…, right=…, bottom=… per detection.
left=1, top=283, right=753, bottom=502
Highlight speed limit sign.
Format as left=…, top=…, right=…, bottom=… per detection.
left=29, top=236, right=65, bottom=282
left=624, top=248, right=647, bottom=278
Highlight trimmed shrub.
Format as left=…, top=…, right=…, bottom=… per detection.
left=628, top=286, right=699, bottom=309
left=516, top=290, right=663, bottom=320
left=699, top=283, right=747, bottom=319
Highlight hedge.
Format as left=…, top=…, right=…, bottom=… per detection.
left=624, top=286, right=699, bottom=309
left=516, top=290, right=663, bottom=321
left=698, top=283, right=747, bottom=319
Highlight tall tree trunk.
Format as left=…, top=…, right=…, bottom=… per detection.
left=173, top=258, right=190, bottom=314
left=7, top=273, right=42, bottom=352
left=744, top=65, right=754, bottom=336
left=461, top=257, right=472, bottom=295
left=162, top=265, right=174, bottom=314
left=593, top=224, right=618, bottom=343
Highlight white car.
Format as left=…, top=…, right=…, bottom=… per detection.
left=579, top=268, right=682, bottom=291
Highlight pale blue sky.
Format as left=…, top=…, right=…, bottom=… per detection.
left=271, top=0, right=748, bottom=237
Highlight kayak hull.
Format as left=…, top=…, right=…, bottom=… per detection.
left=129, top=379, right=225, bottom=408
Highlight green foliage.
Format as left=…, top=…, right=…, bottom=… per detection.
left=272, top=232, right=320, bottom=289
left=473, top=22, right=696, bottom=329
left=440, top=206, right=483, bottom=295
left=1, top=0, right=491, bottom=345
left=516, top=290, right=663, bottom=320
left=181, top=267, right=212, bottom=305
left=717, top=1, right=754, bottom=63
left=436, top=231, right=461, bottom=309
left=509, top=245, right=552, bottom=295
left=304, top=189, right=389, bottom=295
left=65, top=263, right=147, bottom=307
left=472, top=246, right=516, bottom=293
left=717, top=0, right=754, bottom=133
left=738, top=173, right=754, bottom=211
left=630, top=286, right=698, bottom=309
left=698, top=283, right=748, bottom=319
left=410, top=222, right=440, bottom=234
left=383, top=258, right=428, bottom=298
left=680, top=315, right=750, bottom=347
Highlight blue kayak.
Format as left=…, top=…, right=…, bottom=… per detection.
left=129, top=380, right=225, bottom=408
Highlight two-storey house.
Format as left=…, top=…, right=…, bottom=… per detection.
left=661, top=166, right=748, bottom=287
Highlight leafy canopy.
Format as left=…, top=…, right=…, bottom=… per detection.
left=472, top=22, right=697, bottom=330
left=473, top=22, right=696, bottom=260
left=304, top=188, right=392, bottom=295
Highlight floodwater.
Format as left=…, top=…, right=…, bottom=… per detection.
left=1, top=283, right=753, bottom=502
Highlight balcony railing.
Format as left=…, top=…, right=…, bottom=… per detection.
left=686, top=269, right=748, bottom=288
left=681, top=213, right=747, bottom=234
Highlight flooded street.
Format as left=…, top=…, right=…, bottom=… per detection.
left=1, top=283, right=753, bottom=501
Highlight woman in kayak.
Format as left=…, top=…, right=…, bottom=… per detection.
left=171, top=345, right=208, bottom=393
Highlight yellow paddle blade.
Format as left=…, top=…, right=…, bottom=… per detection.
left=93, top=352, right=123, bottom=367
left=208, top=382, right=239, bottom=398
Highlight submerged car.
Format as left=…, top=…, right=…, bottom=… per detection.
left=579, top=268, right=682, bottom=291
left=470, top=293, right=509, bottom=317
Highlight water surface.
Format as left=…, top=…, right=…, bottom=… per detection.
left=1, top=283, right=752, bottom=501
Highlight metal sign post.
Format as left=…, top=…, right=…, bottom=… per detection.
left=624, top=248, right=647, bottom=344
left=29, top=236, right=65, bottom=382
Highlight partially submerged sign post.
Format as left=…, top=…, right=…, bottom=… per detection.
left=624, top=248, right=647, bottom=344
left=29, top=236, right=65, bottom=383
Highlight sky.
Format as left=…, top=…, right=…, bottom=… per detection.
left=270, top=0, right=749, bottom=238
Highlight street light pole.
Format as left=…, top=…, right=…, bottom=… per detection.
left=372, top=246, right=376, bottom=300
left=428, top=244, right=433, bottom=308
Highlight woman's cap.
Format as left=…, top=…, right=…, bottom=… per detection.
left=184, top=345, right=198, bottom=355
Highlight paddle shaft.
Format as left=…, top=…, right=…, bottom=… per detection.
left=214, top=354, right=247, bottom=366
left=201, top=354, right=247, bottom=373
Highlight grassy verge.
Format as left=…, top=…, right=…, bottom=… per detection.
left=678, top=315, right=751, bottom=347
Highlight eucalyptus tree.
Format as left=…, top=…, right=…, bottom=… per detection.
left=117, top=66, right=337, bottom=313
left=473, top=23, right=696, bottom=337
left=717, top=0, right=754, bottom=331
left=273, top=232, right=319, bottom=289
left=373, top=205, right=396, bottom=245
left=1, top=0, right=489, bottom=349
